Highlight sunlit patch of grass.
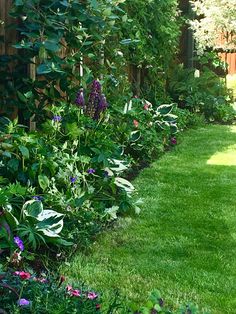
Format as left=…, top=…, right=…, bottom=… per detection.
left=207, top=126, right=236, bottom=166
left=207, top=144, right=236, bottom=166
left=227, top=74, right=236, bottom=98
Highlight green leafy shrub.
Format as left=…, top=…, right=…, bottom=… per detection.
left=172, top=107, right=205, bottom=130
left=112, top=98, right=178, bottom=165
left=168, top=54, right=235, bottom=124
left=0, top=88, right=178, bottom=255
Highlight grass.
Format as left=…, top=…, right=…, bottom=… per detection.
left=62, top=125, right=236, bottom=313
left=227, top=74, right=236, bottom=99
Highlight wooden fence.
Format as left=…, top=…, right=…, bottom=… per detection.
left=219, top=52, right=236, bottom=75
left=0, top=0, right=16, bottom=56
left=217, top=32, right=236, bottom=75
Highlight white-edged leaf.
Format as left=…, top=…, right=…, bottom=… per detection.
left=105, top=206, right=119, bottom=220
left=23, top=200, right=43, bottom=218
left=114, top=177, right=135, bottom=193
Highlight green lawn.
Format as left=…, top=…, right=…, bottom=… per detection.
left=62, top=125, right=236, bottom=313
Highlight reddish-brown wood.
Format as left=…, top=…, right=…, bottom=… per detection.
left=219, top=52, right=236, bottom=75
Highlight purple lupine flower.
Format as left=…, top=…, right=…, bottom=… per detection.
left=92, top=80, right=101, bottom=93
left=87, top=168, right=96, bottom=174
left=87, top=292, right=98, bottom=300
left=75, top=88, right=85, bottom=107
left=32, top=195, right=43, bottom=202
left=52, top=115, right=62, bottom=122
left=70, top=176, right=77, bottom=184
left=99, top=94, right=108, bottom=111
left=14, top=236, right=24, bottom=251
left=17, top=298, right=30, bottom=306
left=87, top=85, right=100, bottom=118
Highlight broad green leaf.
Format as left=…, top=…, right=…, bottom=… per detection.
left=38, top=174, right=50, bottom=191
left=44, top=40, right=60, bottom=52
left=7, top=159, right=20, bottom=172
left=2, top=152, right=11, bottom=158
left=15, top=0, right=23, bottom=6
left=4, top=210, right=19, bottom=228
left=17, top=91, right=27, bottom=103
left=48, top=238, right=73, bottom=246
left=19, top=145, right=30, bottom=159
left=37, top=63, right=52, bottom=75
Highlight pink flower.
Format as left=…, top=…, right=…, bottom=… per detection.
left=143, top=103, right=150, bottom=110
left=17, top=298, right=30, bottom=307
left=133, top=120, right=139, bottom=128
left=66, top=285, right=73, bottom=292
left=66, top=285, right=81, bottom=297
left=87, top=292, right=98, bottom=300
left=71, top=289, right=81, bottom=297
left=14, top=271, right=31, bottom=280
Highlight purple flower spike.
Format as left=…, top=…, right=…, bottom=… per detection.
left=14, top=236, right=24, bottom=251
left=92, top=80, right=101, bottom=93
left=87, top=168, right=96, bottom=174
left=52, top=115, right=62, bottom=122
left=75, top=88, right=85, bottom=107
left=70, top=176, right=77, bottom=183
left=99, top=94, right=108, bottom=111
left=17, top=298, right=30, bottom=307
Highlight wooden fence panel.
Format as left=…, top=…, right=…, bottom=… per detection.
left=217, top=32, right=236, bottom=75
left=219, top=52, right=236, bottom=75
left=0, top=0, right=17, bottom=56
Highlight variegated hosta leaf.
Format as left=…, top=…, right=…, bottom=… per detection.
left=23, top=200, right=43, bottom=218
left=105, top=206, right=119, bottom=220
left=130, top=130, right=141, bottom=142
left=109, top=159, right=129, bottom=173
left=36, top=210, right=64, bottom=237
left=156, top=104, right=173, bottom=116
left=114, top=177, right=135, bottom=193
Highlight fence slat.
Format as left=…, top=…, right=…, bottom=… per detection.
left=0, top=0, right=6, bottom=55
